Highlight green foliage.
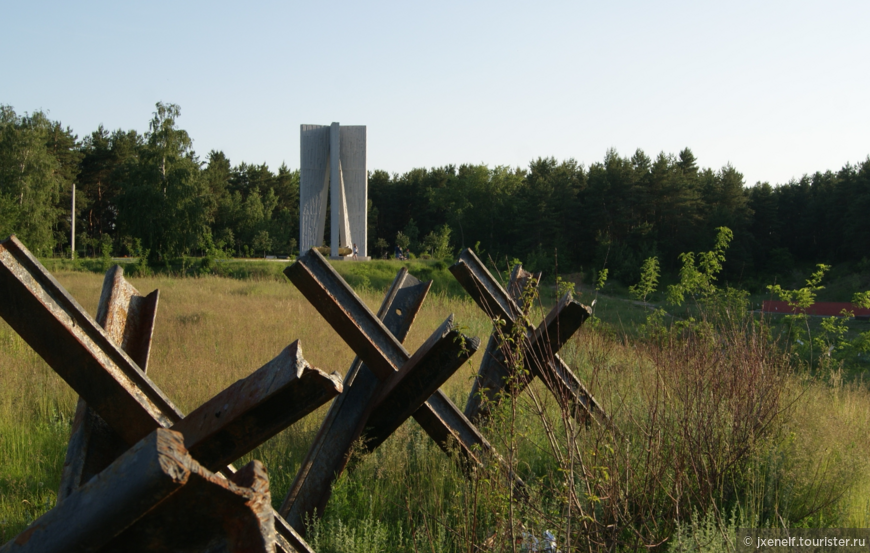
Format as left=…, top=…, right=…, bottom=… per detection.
left=252, top=230, right=272, bottom=257
left=98, top=234, right=113, bottom=271
left=667, top=227, right=732, bottom=305
left=853, top=290, right=870, bottom=309
left=421, top=224, right=452, bottom=259
left=401, top=218, right=419, bottom=251
left=666, top=509, right=745, bottom=553
left=767, top=263, right=829, bottom=310
left=766, top=265, right=829, bottom=367
left=629, top=256, right=660, bottom=303
left=555, top=275, right=575, bottom=298
left=130, top=239, right=151, bottom=277
left=307, top=516, right=404, bottom=553
left=4, top=98, right=870, bottom=292
left=765, top=266, right=870, bottom=372
left=373, top=237, right=388, bottom=258
left=395, top=231, right=410, bottom=250
left=116, top=102, right=210, bottom=259
left=0, top=106, right=79, bottom=255
left=595, top=267, right=608, bottom=291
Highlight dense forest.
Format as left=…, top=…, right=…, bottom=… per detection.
left=1, top=102, right=868, bottom=287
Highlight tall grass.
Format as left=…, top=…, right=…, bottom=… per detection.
left=1, top=269, right=869, bottom=550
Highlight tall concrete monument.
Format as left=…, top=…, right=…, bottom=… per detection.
left=299, top=123, right=367, bottom=259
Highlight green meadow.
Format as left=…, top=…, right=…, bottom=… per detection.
left=1, top=258, right=869, bottom=551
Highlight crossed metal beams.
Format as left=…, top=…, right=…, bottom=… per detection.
left=281, top=250, right=529, bottom=533
left=0, top=237, right=610, bottom=550
left=450, top=249, right=607, bottom=426
left=2, top=429, right=275, bottom=553
left=0, top=236, right=334, bottom=552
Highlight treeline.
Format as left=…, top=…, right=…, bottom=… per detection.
left=2, top=102, right=868, bottom=286
left=370, top=151, right=870, bottom=286
left=0, top=103, right=299, bottom=260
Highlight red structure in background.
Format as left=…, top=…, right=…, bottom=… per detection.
left=762, top=301, right=870, bottom=318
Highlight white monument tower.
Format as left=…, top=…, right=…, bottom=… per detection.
left=299, top=123, right=368, bottom=259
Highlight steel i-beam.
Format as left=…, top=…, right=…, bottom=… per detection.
left=450, top=249, right=607, bottom=425
left=59, top=266, right=160, bottom=502
left=283, top=251, right=519, bottom=492
left=0, top=236, right=336, bottom=552
left=1, top=429, right=274, bottom=553
left=281, top=268, right=430, bottom=531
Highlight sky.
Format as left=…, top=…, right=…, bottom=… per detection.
left=3, top=0, right=868, bottom=186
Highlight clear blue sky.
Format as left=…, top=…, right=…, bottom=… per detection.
left=3, top=0, right=868, bottom=186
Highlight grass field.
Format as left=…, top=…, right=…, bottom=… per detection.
left=2, top=261, right=870, bottom=551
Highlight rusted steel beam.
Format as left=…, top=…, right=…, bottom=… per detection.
left=362, top=315, right=480, bottom=451
left=523, top=299, right=607, bottom=423
left=102, top=458, right=275, bottom=553
left=498, top=295, right=599, bottom=425
left=172, top=340, right=342, bottom=472
left=0, top=239, right=322, bottom=551
left=526, top=295, right=590, bottom=366
left=284, top=249, right=407, bottom=378
left=1, top=429, right=274, bottom=553
left=96, top=265, right=159, bottom=370
left=450, top=248, right=604, bottom=426
left=464, top=263, right=539, bottom=422
left=472, top=295, right=598, bottom=423
left=547, top=355, right=608, bottom=426
left=275, top=514, right=316, bottom=553
left=284, top=251, right=519, bottom=497
left=0, top=237, right=339, bottom=456
left=416, top=391, right=527, bottom=498
left=281, top=268, right=430, bottom=532
left=0, top=236, right=182, bottom=444
left=464, top=335, right=511, bottom=422
left=59, top=266, right=160, bottom=503
left=448, top=250, right=522, bottom=330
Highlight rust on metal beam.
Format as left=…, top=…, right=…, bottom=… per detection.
left=450, top=248, right=605, bottom=426
left=378, top=267, right=430, bottom=342
left=0, top=236, right=181, bottom=445
left=449, top=250, right=521, bottom=329
left=464, top=263, right=539, bottom=422
left=284, top=251, right=511, bottom=473
left=362, top=315, right=480, bottom=451
left=172, top=340, right=342, bottom=472
left=0, top=240, right=322, bottom=551
left=102, top=459, right=274, bottom=552
left=59, top=266, right=160, bottom=503
left=416, top=390, right=524, bottom=491
left=546, top=355, right=609, bottom=426
left=1, top=429, right=274, bottom=553
left=284, top=249, right=408, bottom=379
left=96, top=265, right=159, bottom=371
left=283, top=253, right=524, bottom=520
left=280, top=268, right=431, bottom=532
left=463, top=335, right=513, bottom=423
left=477, top=295, right=598, bottom=423
left=506, top=264, right=541, bottom=307
left=520, top=295, right=605, bottom=424
left=528, top=294, right=591, bottom=361
left=274, top=512, right=316, bottom=553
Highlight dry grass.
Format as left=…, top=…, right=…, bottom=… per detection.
left=2, top=268, right=870, bottom=549
left=14, top=271, right=493, bottom=414
left=0, top=268, right=495, bottom=540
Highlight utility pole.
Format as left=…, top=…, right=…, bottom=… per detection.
left=71, top=184, right=75, bottom=259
